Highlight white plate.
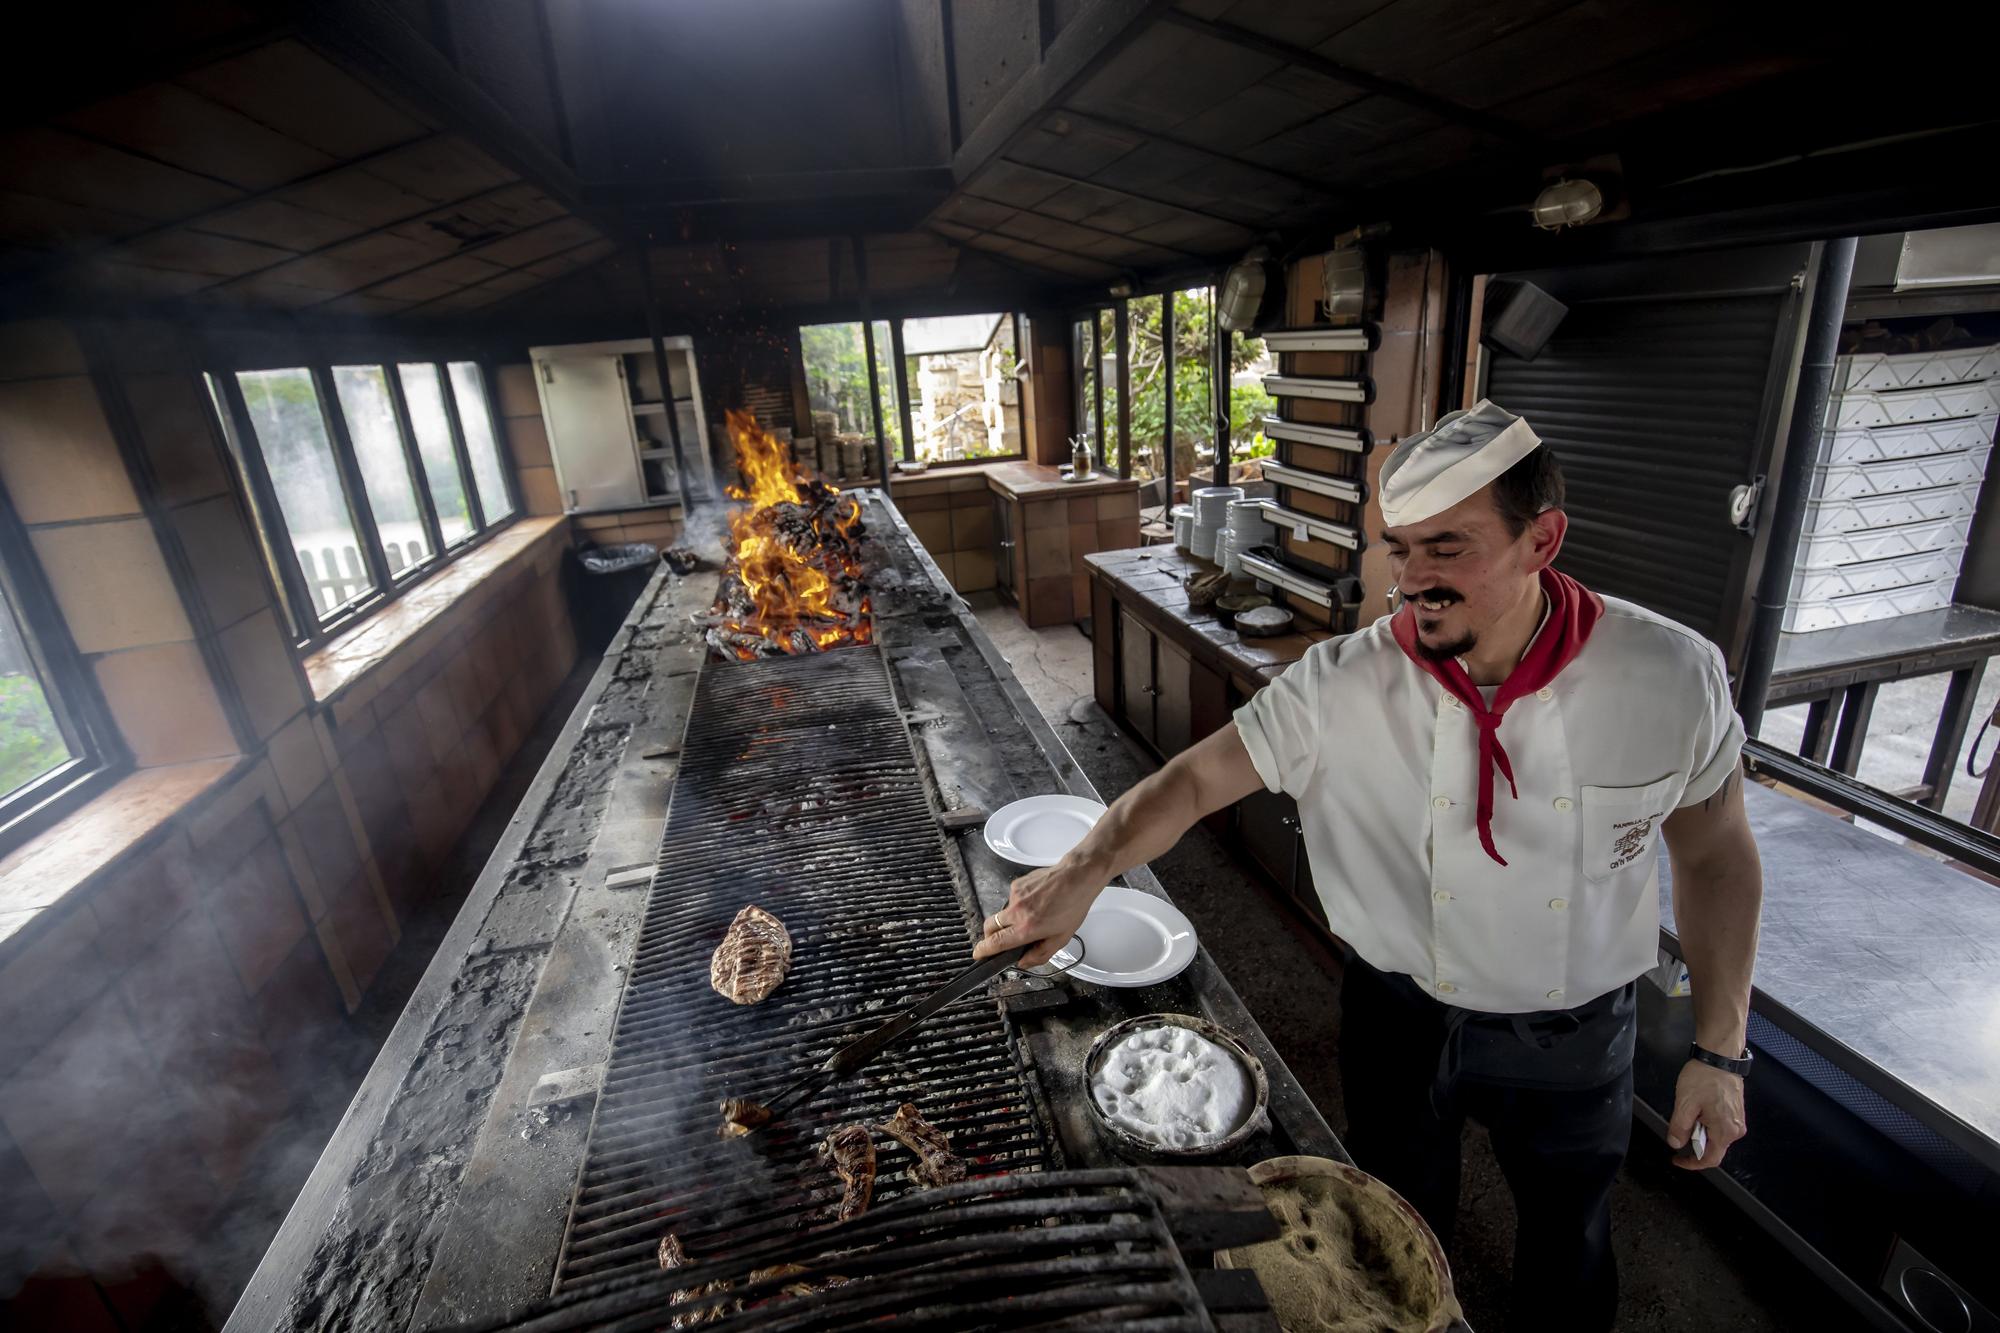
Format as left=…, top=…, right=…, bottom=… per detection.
left=1050, top=885, right=1198, bottom=988
left=984, top=794, right=1106, bottom=867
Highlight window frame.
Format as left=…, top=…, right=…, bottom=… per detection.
left=0, top=481, right=128, bottom=853
left=208, top=353, right=520, bottom=652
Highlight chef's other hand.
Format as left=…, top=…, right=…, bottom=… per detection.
left=1667, top=1059, right=1745, bottom=1170
left=973, top=862, right=1101, bottom=968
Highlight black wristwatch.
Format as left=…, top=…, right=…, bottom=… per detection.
left=1688, top=1042, right=1753, bottom=1078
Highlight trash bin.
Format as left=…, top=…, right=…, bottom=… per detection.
left=569, top=542, right=658, bottom=652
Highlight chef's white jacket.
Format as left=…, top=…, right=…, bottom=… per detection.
left=1233, top=595, right=1744, bottom=1015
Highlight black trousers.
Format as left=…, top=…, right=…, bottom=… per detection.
left=1339, top=956, right=1635, bottom=1333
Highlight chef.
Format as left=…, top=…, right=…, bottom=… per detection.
left=975, top=401, right=1763, bottom=1332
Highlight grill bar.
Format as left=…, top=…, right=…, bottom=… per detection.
left=552, top=649, right=1052, bottom=1290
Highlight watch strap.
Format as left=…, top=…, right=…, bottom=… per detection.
left=1688, top=1042, right=1752, bottom=1077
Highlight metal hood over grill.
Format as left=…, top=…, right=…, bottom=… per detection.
left=555, top=647, right=1052, bottom=1289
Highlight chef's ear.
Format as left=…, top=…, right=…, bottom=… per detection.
left=1525, top=506, right=1567, bottom=572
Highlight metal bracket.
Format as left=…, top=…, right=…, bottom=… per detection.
left=1729, top=475, right=1766, bottom=534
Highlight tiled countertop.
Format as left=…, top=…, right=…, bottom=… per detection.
left=889, top=459, right=1141, bottom=502
left=1087, top=545, right=1333, bottom=687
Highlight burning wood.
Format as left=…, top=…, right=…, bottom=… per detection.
left=703, top=410, right=872, bottom=660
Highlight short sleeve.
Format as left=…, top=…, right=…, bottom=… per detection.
left=1676, top=643, right=1746, bottom=809
left=1232, top=641, right=1331, bottom=796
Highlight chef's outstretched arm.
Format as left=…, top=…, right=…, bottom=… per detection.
left=1658, top=765, right=1763, bottom=1171
left=974, top=722, right=1265, bottom=966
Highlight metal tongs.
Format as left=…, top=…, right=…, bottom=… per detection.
left=749, top=936, right=1083, bottom=1129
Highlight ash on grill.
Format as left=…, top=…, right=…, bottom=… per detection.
left=702, top=409, right=872, bottom=660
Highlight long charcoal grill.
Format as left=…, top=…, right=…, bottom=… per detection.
left=553, top=647, right=1053, bottom=1290
left=468, top=1170, right=1224, bottom=1332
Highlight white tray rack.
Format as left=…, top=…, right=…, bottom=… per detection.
left=1782, top=575, right=1958, bottom=634
left=1254, top=499, right=1363, bottom=551
left=1262, top=415, right=1369, bottom=452
left=1830, top=380, right=2000, bottom=429
left=1801, top=478, right=1986, bottom=535
left=1794, top=513, right=1973, bottom=569
left=1787, top=545, right=1967, bottom=603
left=1239, top=548, right=1335, bottom=607
left=1262, top=373, right=1370, bottom=404
left=1816, top=413, right=1997, bottom=466
left=1260, top=460, right=1365, bottom=505
left=1832, top=345, right=2000, bottom=393
left=1808, top=444, right=1991, bottom=502
left=1261, top=326, right=1374, bottom=354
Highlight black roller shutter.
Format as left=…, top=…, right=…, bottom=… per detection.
left=1485, top=247, right=1810, bottom=663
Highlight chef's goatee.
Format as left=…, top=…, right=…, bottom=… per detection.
left=1380, top=400, right=1542, bottom=527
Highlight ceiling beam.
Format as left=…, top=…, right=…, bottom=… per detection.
left=951, top=0, right=1175, bottom=183
left=299, top=214, right=600, bottom=308
left=585, top=166, right=955, bottom=210
left=1156, top=9, right=1536, bottom=147
left=1049, top=107, right=1346, bottom=201
left=393, top=234, right=613, bottom=317
left=989, top=155, right=1263, bottom=235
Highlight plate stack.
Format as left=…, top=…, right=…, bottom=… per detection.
left=1170, top=504, right=1194, bottom=551
left=1192, top=486, right=1242, bottom=562
left=1221, top=498, right=1276, bottom=575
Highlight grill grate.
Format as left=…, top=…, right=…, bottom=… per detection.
left=465, top=1170, right=1212, bottom=1332
left=553, top=648, right=1051, bottom=1290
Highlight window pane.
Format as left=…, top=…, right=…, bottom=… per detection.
left=1172, top=288, right=1216, bottom=481
left=1128, top=295, right=1164, bottom=482
left=398, top=363, right=473, bottom=546
left=205, top=373, right=305, bottom=639
left=1229, top=329, right=1275, bottom=464
left=332, top=366, right=431, bottom=577
left=447, top=362, right=513, bottom=525
left=236, top=368, right=374, bottom=622
left=1074, top=318, right=1097, bottom=461
left=800, top=322, right=877, bottom=438
left=901, top=312, right=1018, bottom=463
left=1099, top=308, right=1123, bottom=473
left=0, top=588, right=74, bottom=799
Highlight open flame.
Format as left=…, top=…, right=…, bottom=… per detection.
left=705, top=409, right=872, bottom=660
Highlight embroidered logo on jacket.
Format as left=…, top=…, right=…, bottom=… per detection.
left=1609, top=814, right=1660, bottom=870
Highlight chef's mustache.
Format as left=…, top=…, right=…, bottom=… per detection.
left=1402, top=586, right=1464, bottom=609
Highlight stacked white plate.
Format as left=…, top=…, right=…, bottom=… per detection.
left=1192, top=486, right=1242, bottom=563
left=1220, top=498, right=1276, bottom=575
left=1170, top=504, right=1194, bottom=550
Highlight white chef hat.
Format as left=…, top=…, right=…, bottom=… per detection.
left=1378, top=399, right=1542, bottom=528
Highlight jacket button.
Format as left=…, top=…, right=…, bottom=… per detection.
left=1549, top=898, right=1568, bottom=911
left=1536, top=687, right=1554, bottom=701
left=1547, top=988, right=1565, bottom=1001
left=1433, top=796, right=1450, bottom=810
left=1434, top=890, right=1451, bottom=903
left=1553, top=796, right=1574, bottom=812
left=1437, top=982, right=1457, bottom=995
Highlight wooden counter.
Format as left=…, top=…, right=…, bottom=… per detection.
left=890, top=460, right=1141, bottom=627
left=1087, top=545, right=1335, bottom=927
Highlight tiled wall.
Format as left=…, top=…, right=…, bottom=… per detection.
left=895, top=471, right=998, bottom=593
left=1017, top=490, right=1141, bottom=627
left=494, top=362, right=685, bottom=550
left=0, top=322, right=581, bottom=1329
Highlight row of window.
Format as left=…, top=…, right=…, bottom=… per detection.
left=799, top=313, right=1026, bottom=467
left=206, top=360, right=516, bottom=643
left=1073, top=287, right=1275, bottom=487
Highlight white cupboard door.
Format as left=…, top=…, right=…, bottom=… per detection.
left=539, top=355, right=643, bottom=512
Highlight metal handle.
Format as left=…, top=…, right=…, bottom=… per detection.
left=825, top=945, right=1028, bottom=1078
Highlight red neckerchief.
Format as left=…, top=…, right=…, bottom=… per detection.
left=1391, top=567, right=1604, bottom=866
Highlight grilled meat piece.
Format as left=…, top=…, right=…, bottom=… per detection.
left=718, top=1097, right=775, bottom=1138
left=656, top=1234, right=736, bottom=1327
left=709, top=905, right=792, bottom=1005
left=874, top=1102, right=966, bottom=1189
left=816, top=1123, right=876, bottom=1221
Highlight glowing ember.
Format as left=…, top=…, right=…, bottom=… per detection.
left=704, top=410, right=872, bottom=660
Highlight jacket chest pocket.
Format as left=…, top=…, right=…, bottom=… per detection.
left=1578, top=776, right=1678, bottom=884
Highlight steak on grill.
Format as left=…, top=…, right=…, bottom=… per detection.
left=709, top=905, right=792, bottom=1004
left=718, top=1097, right=773, bottom=1138
left=655, top=1234, right=735, bottom=1327
left=816, top=1124, right=876, bottom=1221
left=874, top=1102, right=966, bottom=1189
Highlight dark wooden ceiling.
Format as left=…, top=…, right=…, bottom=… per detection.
left=3, top=0, right=1995, bottom=332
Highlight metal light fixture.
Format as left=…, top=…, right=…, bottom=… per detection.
left=1530, top=178, right=1604, bottom=231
